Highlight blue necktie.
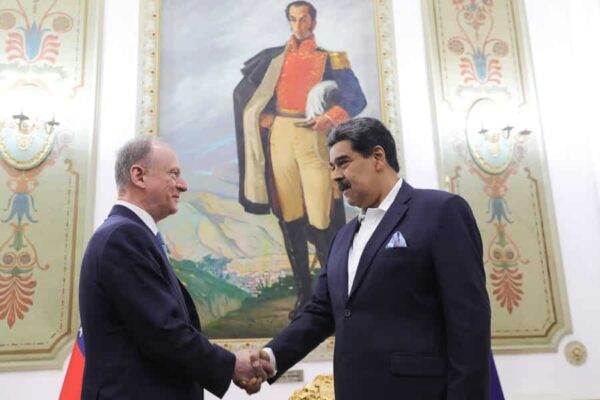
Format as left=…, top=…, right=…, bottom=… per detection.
left=156, top=232, right=170, bottom=258
left=155, top=232, right=190, bottom=322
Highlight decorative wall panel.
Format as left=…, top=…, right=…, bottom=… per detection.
left=0, top=0, right=101, bottom=369
left=424, top=0, right=571, bottom=351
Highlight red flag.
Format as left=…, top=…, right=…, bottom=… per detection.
left=59, top=328, right=85, bottom=400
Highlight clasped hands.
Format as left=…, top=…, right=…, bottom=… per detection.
left=233, top=349, right=273, bottom=395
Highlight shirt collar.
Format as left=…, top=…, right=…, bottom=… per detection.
left=115, top=200, right=159, bottom=235
left=358, top=178, right=403, bottom=223
left=287, top=34, right=317, bottom=53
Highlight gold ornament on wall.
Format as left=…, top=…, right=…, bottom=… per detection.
left=289, top=374, right=335, bottom=400
left=564, top=341, right=587, bottom=366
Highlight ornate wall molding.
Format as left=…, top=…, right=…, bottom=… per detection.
left=423, top=0, right=571, bottom=352
left=0, top=0, right=101, bottom=370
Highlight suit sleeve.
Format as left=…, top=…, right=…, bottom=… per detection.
left=99, top=224, right=235, bottom=398
left=265, top=262, right=335, bottom=382
left=431, top=195, right=491, bottom=400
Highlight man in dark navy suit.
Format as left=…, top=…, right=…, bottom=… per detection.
left=79, top=138, right=271, bottom=399
left=261, top=118, right=491, bottom=399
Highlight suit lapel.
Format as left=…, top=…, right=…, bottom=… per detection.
left=109, top=205, right=191, bottom=322
left=347, top=183, right=413, bottom=302
left=330, top=218, right=359, bottom=305
left=152, top=236, right=191, bottom=323
left=110, top=206, right=168, bottom=265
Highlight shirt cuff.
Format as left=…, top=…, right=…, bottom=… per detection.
left=324, top=105, right=350, bottom=126
left=262, top=347, right=277, bottom=377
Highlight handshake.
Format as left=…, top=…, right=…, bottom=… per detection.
left=232, top=349, right=274, bottom=395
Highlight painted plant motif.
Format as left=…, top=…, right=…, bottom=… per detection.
left=0, top=110, right=66, bottom=328
left=0, top=0, right=77, bottom=329
left=448, top=0, right=508, bottom=85
left=0, top=0, right=73, bottom=64
left=454, top=98, right=531, bottom=313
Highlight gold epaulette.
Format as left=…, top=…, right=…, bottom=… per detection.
left=329, top=52, right=351, bottom=70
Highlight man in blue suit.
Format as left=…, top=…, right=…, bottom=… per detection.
left=79, top=138, right=271, bottom=399
left=262, top=118, right=491, bottom=399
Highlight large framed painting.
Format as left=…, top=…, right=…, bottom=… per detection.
left=423, top=0, right=571, bottom=351
left=138, top=0, right=401, bottom=360
left=0, top=0, right=101, bottom=369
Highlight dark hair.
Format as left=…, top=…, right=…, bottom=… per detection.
left=327, top=117, right=400, bottom=172
left=286, top=1, right=317, bottom=21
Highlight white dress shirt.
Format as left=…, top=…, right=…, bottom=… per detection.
left=347, top=178, right=402, bottom=294
left=263, top=178, right=403, bottom=374
left=115, top=200, right=158, bottom=234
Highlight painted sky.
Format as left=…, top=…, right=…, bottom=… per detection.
left=159, top=0, right=381, bottom=195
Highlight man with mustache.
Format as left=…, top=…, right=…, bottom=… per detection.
left=233, top=1, right=367, bottom=318
left=261, top=118, right=491, bottom=399
left=336, top=177, right=352, bottom=193
left=79, top=138, right=271, bottom=399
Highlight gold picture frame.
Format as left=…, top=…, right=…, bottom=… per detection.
left=138, top=0, right=401, bottom=360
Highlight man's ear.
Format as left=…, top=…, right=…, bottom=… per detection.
left=372, top=146, right=387, bottom=170
left=130, top=165, right=146, bottom=188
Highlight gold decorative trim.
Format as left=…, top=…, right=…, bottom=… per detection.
left=289, top=374, right=335, bottom=400
left=374, top=0, right=403, bottom=169
left=215, top=335, right=335, bottom=363
left=138, top=0, right=402, bottom=361
left=564, top=341, right=587, bottom=366
left=0, top=132, right=55, bottom=171
left=138, top=0, right=160, bottom=137
left=328, top=52, right=351, bottom=70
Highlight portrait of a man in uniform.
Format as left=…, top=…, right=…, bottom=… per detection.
left=233, top=1, right=367, bottom=318
left=156, top=0, right=382, bottom=338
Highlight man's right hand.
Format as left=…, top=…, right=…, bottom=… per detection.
left=232, top=349, right=274, bottom=395
left=258, top=349, right=271, bottom=367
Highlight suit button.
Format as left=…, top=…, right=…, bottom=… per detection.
left=344, top=309, right=351, bottom=317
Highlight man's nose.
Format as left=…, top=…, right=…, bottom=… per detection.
left=177, top=178, right=188, bottom=192
left=331, top=169, right=342, bottom=181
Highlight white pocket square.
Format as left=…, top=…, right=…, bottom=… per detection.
left=385, top=231, right=407, bottom=248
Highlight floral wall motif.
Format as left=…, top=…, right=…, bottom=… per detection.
left=426, top=0, right=571, bottom=350
left=0, top=0, right=100, bottom=369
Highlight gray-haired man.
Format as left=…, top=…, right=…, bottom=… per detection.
left=79, top=137, right=271, bottom=399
